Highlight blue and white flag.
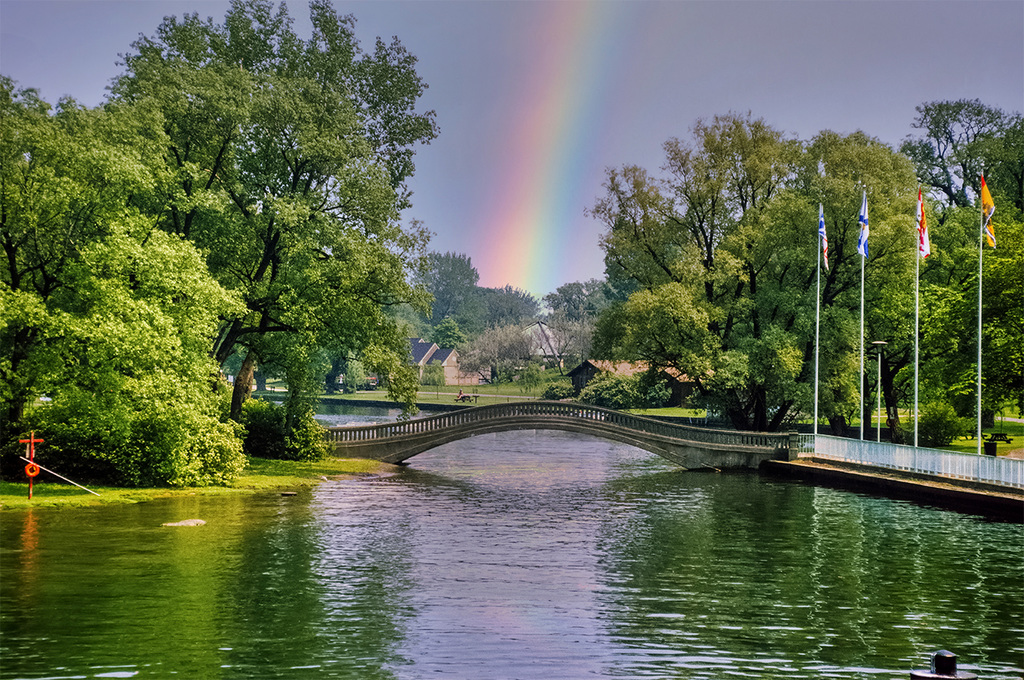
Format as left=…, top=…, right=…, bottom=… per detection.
left=818, top=203, right=829, bottom=270
left=857, top=191, right=869, bottom=259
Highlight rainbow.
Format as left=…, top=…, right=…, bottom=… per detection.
left=472, top=2, right=630, bottom=298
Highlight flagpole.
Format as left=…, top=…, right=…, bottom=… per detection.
left=977, top=188, right=984, bottom=455
left=858, top=190, right=867, bottom=441
left=814, top=212, right=822, bottom=437
left=914, top=246, right=920, bottom=447
left=860, top=243, right=865, bottom=441
left=914, top=190, right=922, bottom=447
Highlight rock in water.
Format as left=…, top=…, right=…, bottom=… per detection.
left=161, top=519, right=206, bottom=527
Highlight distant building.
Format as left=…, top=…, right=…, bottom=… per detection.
left=566, top=359, right=694, bottom=405
left=525, top=320, right=558, bottom=362
left=566, top=360, right=647, bottom=394
left=409, top=338, right=478, bottom=386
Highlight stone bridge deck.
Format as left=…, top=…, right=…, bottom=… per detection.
left=326, top=401, right=799, bottom=469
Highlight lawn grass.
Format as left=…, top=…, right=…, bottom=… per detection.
left=627, top=407, right=707, bottom=418
left=0, top=456, right=399, bottom=511
left=942, top=418, right=1023, bottom=456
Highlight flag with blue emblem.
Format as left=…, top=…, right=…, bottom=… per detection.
left=818, top=203, right=829, bottom=270
left=857, top=191, right=869, bottom=258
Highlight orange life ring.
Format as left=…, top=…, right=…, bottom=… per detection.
left=24, top=463, right=40, bottom=478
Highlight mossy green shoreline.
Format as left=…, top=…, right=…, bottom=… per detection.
left=0, top=457, right=400, bottom=511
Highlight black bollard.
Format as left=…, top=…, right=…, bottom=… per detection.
left=909, top=650, right=978, bottom=679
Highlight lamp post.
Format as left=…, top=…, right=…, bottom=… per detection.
left=872, top=341, right=887, bottom=442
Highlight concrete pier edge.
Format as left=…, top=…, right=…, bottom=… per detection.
left=762, top=458, right=1023, bottom=522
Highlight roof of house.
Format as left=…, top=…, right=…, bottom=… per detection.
left=567, top=359, right=689, bottom=382
left=566, top=359, right=647, bottom=378
left=409, top=338, right=438, bottom=365
left=429, top=348, right=458, bottom=365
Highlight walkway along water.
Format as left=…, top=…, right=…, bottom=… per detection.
left=766, top=434, right=1024, bottom=520
left=324, top=401, right=1023, bottom=520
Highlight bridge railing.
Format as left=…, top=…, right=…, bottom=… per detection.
left=325, top=401, right=792, bottom=452
left=801, top=434, right=1024, bottom=489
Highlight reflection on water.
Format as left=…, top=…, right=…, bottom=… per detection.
left=1, top=430, right=1021, bottom=679
left=312, top=402, right=438, bottom=428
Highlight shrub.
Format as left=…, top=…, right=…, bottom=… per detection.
left=578, top=372, right=673, bottom=410
left=542, top=382, right=575, bottom=400
left=241, top=399, right=287, bottom=459
left=918, top=401, right=968, bottom=447
left=241, top=398, right=330, bottom=461
left=643, top=382, right=672, bottom=409
left=579, top=373, right=642, bottom=410
left=25, top=387, right=245, bottom=487
left=284, top=410, right=332, bottom=461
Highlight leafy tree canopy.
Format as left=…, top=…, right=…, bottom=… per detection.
left=593, top=114, right=921, bottom=431
left=110, top=0, right=438, bottom=418
left=1, top=79, right=245, bottom=484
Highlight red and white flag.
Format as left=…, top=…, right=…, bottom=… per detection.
left=917, top=188, right=930, bottom=258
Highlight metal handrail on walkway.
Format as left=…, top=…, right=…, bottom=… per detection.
left=799, top=434, right=1024, bottom=489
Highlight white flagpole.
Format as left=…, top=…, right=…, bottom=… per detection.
left=914, top=235, right=921, bottom=447
left=858, top=191, right=867, bottom=441
left=977, top=190, right=984, bottom=455
left=914, top=194, right=921, bottom=447
left=860, top=245, right=865, bottom=440
left=814, top=208, right=822, bottom=437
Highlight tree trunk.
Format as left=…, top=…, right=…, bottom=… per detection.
left=885, top=396, right=904, bottom=444
left=828, top=415, right=848, bottom=436
left=230, top=350, right=256, bottom=421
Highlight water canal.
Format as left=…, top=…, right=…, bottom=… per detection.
left=2, top=425, right=1022, bottom=679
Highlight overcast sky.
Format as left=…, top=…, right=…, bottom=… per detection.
left=2, top=0, right=1022, bottom=298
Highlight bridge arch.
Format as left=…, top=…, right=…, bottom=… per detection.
left=326, top=401, right=798, bottom=469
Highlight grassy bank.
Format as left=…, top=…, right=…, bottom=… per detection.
left=0, top=457, right=401, bottom=511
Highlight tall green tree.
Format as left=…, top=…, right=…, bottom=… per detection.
left=429, top=317, right=466, bottom=350
left=795, top=131, right=919, bottom=440
left=902, top=99, right=1024, bottom=424
left=593, top=114, right=803, bottom=430
left=543, top=279, right=608, bottom=322
left=0, top=80, right=244, bottom=485
left=481, top=285, right=540, bottom=328
left=111, top=0, right=437, bottom=419
left=459, top=324, right=535, bottom=384
left=900, top=99, right=1012, bottom=211
left=415, top=251, right=485, bottom=331
left=592, top=114, right=919, bottom=433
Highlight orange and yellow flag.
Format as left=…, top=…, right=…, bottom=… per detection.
left=980, top=175, right=996, bottom=247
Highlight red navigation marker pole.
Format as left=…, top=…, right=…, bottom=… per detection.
left=19, top=431, right=43, bottom=499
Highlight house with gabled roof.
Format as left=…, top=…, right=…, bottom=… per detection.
left=409, top=338, right=478, bottom=386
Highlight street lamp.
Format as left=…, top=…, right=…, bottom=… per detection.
left=871, top=341, right=887, bottom=442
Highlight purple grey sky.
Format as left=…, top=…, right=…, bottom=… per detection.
left=2, top=1, right=1022, bottom=297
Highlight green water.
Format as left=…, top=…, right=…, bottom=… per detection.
left=2, top=431, right=1021, bottom=679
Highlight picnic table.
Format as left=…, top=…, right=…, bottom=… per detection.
left=984, top=432, right=1014, bottom=444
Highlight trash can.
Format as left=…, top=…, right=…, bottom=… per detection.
left=983, top=441, right=997, bottom=456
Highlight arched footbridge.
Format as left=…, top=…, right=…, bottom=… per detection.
left=326, top=401, right=800, bottom=469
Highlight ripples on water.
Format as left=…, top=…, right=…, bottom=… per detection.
left=2, top=430, right=1022, bottom=679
